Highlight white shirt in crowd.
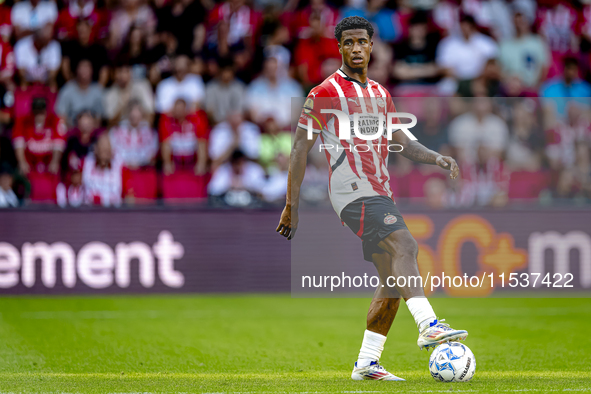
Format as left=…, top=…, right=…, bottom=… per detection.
left=56, top=183, right=85, bottom=207
left=246, top=76, right=303, bottom=128
left=155, top=74, right=205, bottom=113
left=82, top=153, right=123, bottom=207
left=208, top=161, right=266, bottom=196
left=109, top=121, right=158, bottom=167
left=448, top=111, right=509, bottom=162
left=209, top=120, right=261, bottom=161
left=14, top=35, right=61, bottom=82
left=436, top=32, right=498, bottom=80
left=0, top=188, right=18, bottom=207
left=11, top=0, right=58, bottom=32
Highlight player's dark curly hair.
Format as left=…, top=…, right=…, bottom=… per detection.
left=334, top=16, right=374, bottom=42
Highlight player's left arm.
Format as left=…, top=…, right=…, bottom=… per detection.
left=391, top=130, right=459, bottom=180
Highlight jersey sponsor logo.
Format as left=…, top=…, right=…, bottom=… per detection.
left=384, top=214, right=397, bottom=225
left=303, top=98, right=314, bottom=114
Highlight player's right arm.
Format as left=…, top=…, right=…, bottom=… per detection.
left=276, top=126, right=319, bottom=240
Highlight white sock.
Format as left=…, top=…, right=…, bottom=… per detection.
left=406, top=297, right=437, bottom=332
left=357, top=330, right=387, bottom=368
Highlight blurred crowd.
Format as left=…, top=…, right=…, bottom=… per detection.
left=0, top=0, right=590, bottom=208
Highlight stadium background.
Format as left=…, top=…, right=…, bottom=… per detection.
left=0, top=0, right=590, bottom=392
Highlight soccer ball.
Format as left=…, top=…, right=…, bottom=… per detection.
left=428, top=342, right=476, bottom=382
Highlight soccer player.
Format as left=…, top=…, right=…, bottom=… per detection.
left=276, top=16, right=468, bottom=381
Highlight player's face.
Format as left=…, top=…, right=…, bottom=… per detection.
left=338, top=29, right=372, bottom=71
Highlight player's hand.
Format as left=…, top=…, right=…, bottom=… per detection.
left=276, top=204, right=298, bottom=240
left=436, top=155, right=460, bottom=180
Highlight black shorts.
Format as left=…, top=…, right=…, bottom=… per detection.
left=340, top=196, right=408, bottom=262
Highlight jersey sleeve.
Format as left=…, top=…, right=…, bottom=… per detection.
left=297, top=85, right=333, bottom=134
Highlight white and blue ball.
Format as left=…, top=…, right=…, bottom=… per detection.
left=428, top=342, right=476, bottom=382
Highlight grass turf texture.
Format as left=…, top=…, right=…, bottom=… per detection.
left=0, top=296, right=589, bottom=393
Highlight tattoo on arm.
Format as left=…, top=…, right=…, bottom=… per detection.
left=400, top=140, right=440, bottom=165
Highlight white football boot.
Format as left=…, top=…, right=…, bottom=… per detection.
left=351, top=361, right=405, bottom=381
left=417, top=319, right=468, bottom=350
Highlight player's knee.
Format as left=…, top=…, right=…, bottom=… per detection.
left=394, top=235, right=418, bottom=260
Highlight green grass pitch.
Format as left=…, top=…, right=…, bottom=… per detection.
left=0, top=295, right=589, bottom=393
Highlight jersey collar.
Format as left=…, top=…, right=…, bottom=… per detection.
left=337, top=69, right=369, bottom=89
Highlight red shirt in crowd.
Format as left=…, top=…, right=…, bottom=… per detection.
left=0, top=40, right=14, bottom=79
left=12, top=114, right=66, bottom=172
left=295, top=36, right=340, bottom=85
left=55, top=2, right=110, bottom=42
left=0, top=5, right=11, bottom=41
left=159, top=110, right=209, bottom=165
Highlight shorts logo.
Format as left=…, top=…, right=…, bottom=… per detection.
left=384, top=214, right=397, bottom=224
left=351, top=182, right=358, bottom=191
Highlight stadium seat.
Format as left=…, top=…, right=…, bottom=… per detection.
left=508, top=171, right=551, bottom=199
left=161, top=170, right=210, bottom=202
left=123, top=167, right=158, bottom=201
left=28, top=172, right=58, bottom=202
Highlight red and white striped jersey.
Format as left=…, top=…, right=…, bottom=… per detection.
left=298, top=69, right=396, bottom=217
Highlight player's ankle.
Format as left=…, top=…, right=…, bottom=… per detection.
left=356, top=358, right=374, bottom=368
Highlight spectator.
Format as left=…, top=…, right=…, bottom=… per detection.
left=208, top=149, right=266, bottom=207
left=13, top=97, right=66, bottom=201
left=60, top=18, right=109, bottom=86
left=341, top=0, right=400, bottom=43
left=160, top=98, right=209, bottom=176
left=209, top=111, right=260, bottom=169
left=0, top=39, right=15, bottom=90
left=13, top=97, right=65, bottom=176
left=55, top=59, right=104, bottom=126
left=0, top=3, right=12, bottom=42
left=207, top=0, right=261, bottom=47
left=14, top=23, right=61, bottom=89
left=393, top=11, right=440, bottom=92
left=56, top=166, right=85, bottom=207
left=261, top=151, right=288, bottom=203
left=61, top=110, right=100, bottom=175
left=156, top=0, right=207, bottom=56
left=541, top=57, right=591, bottom=117
left=82, top=133, right=124, bottom=207
left=204, top=58, right=246, bottom=124
left=246, top=56, right=303, bottom=129
left=109, top=101, right=158, bottom=168
left=535, top=0, right=580, bottom=80
left=451, top=145, right=510, bottom=207
left=505, top=100, right=544, bottom=171
left=436, top=14, right=497, bottom=90
left=104, top=62, right=154, bottom=126
left=499, top=12, right=550, bottom=90
left=261, top=21, right=291, bottom=80
left=259, top=118, right=291, bottom=172
left=293, top=0, right=338, bottom=39
left=11, top=0, right=58, bottom=40
left=448, top=97, right=509, bottom=163
left=155, top=54, right=205, bottom=113
left=55, top=0, right=109, bottom=42
left=108, top=0, right=156, bottom=50
left=294, top=13, right=340, bottom=88
left=0, top=163, right=18, bottom=207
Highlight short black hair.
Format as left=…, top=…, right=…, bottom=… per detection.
left=334, top=16, right=374, bottom=42
left=564, top=56, right=579, bottom=68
